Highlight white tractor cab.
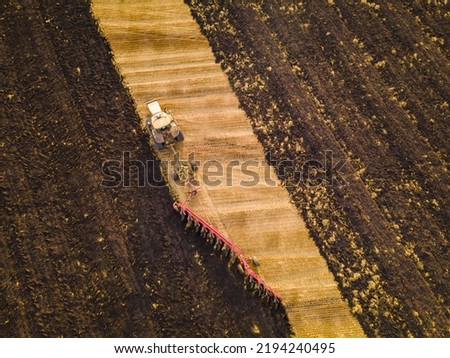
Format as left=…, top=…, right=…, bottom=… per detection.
left=145, top=99, right=184, bottom=149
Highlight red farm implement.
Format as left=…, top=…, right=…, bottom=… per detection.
left=173, top=200, right=283, bottom=308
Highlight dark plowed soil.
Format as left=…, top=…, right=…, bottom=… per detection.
left=1, top=1, right=291, bottom=337
left=186, top=0, right=449, bottom=337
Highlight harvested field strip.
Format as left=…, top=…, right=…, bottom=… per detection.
left=92, top=0, right=364, bottom=337
left=186, top=0, right=449, bottom=337
left=2, top=1, right=290, bottom=337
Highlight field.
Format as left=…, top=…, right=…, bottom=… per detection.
left=91, top=0, right=363, bottom=337
left=2, top=0, right=449, bottom=338
left=186, top=0, right=449, bottom=337
left=1, top=1, right=290, bottom=337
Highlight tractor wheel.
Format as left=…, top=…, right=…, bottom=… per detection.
left=145, top=116, right=152, bottom=133
left=153, top=137, right=164, bottom=150
left=175, top=131, right=184, bottom=142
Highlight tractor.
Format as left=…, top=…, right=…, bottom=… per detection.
left=146, top=99, right=184, bottom=149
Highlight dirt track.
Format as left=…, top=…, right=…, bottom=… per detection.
left=1, top=0, right=290, bottom=337
left=186, top=0, right=449, bottom=337
left=92, top=0, right=364, bottom=337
